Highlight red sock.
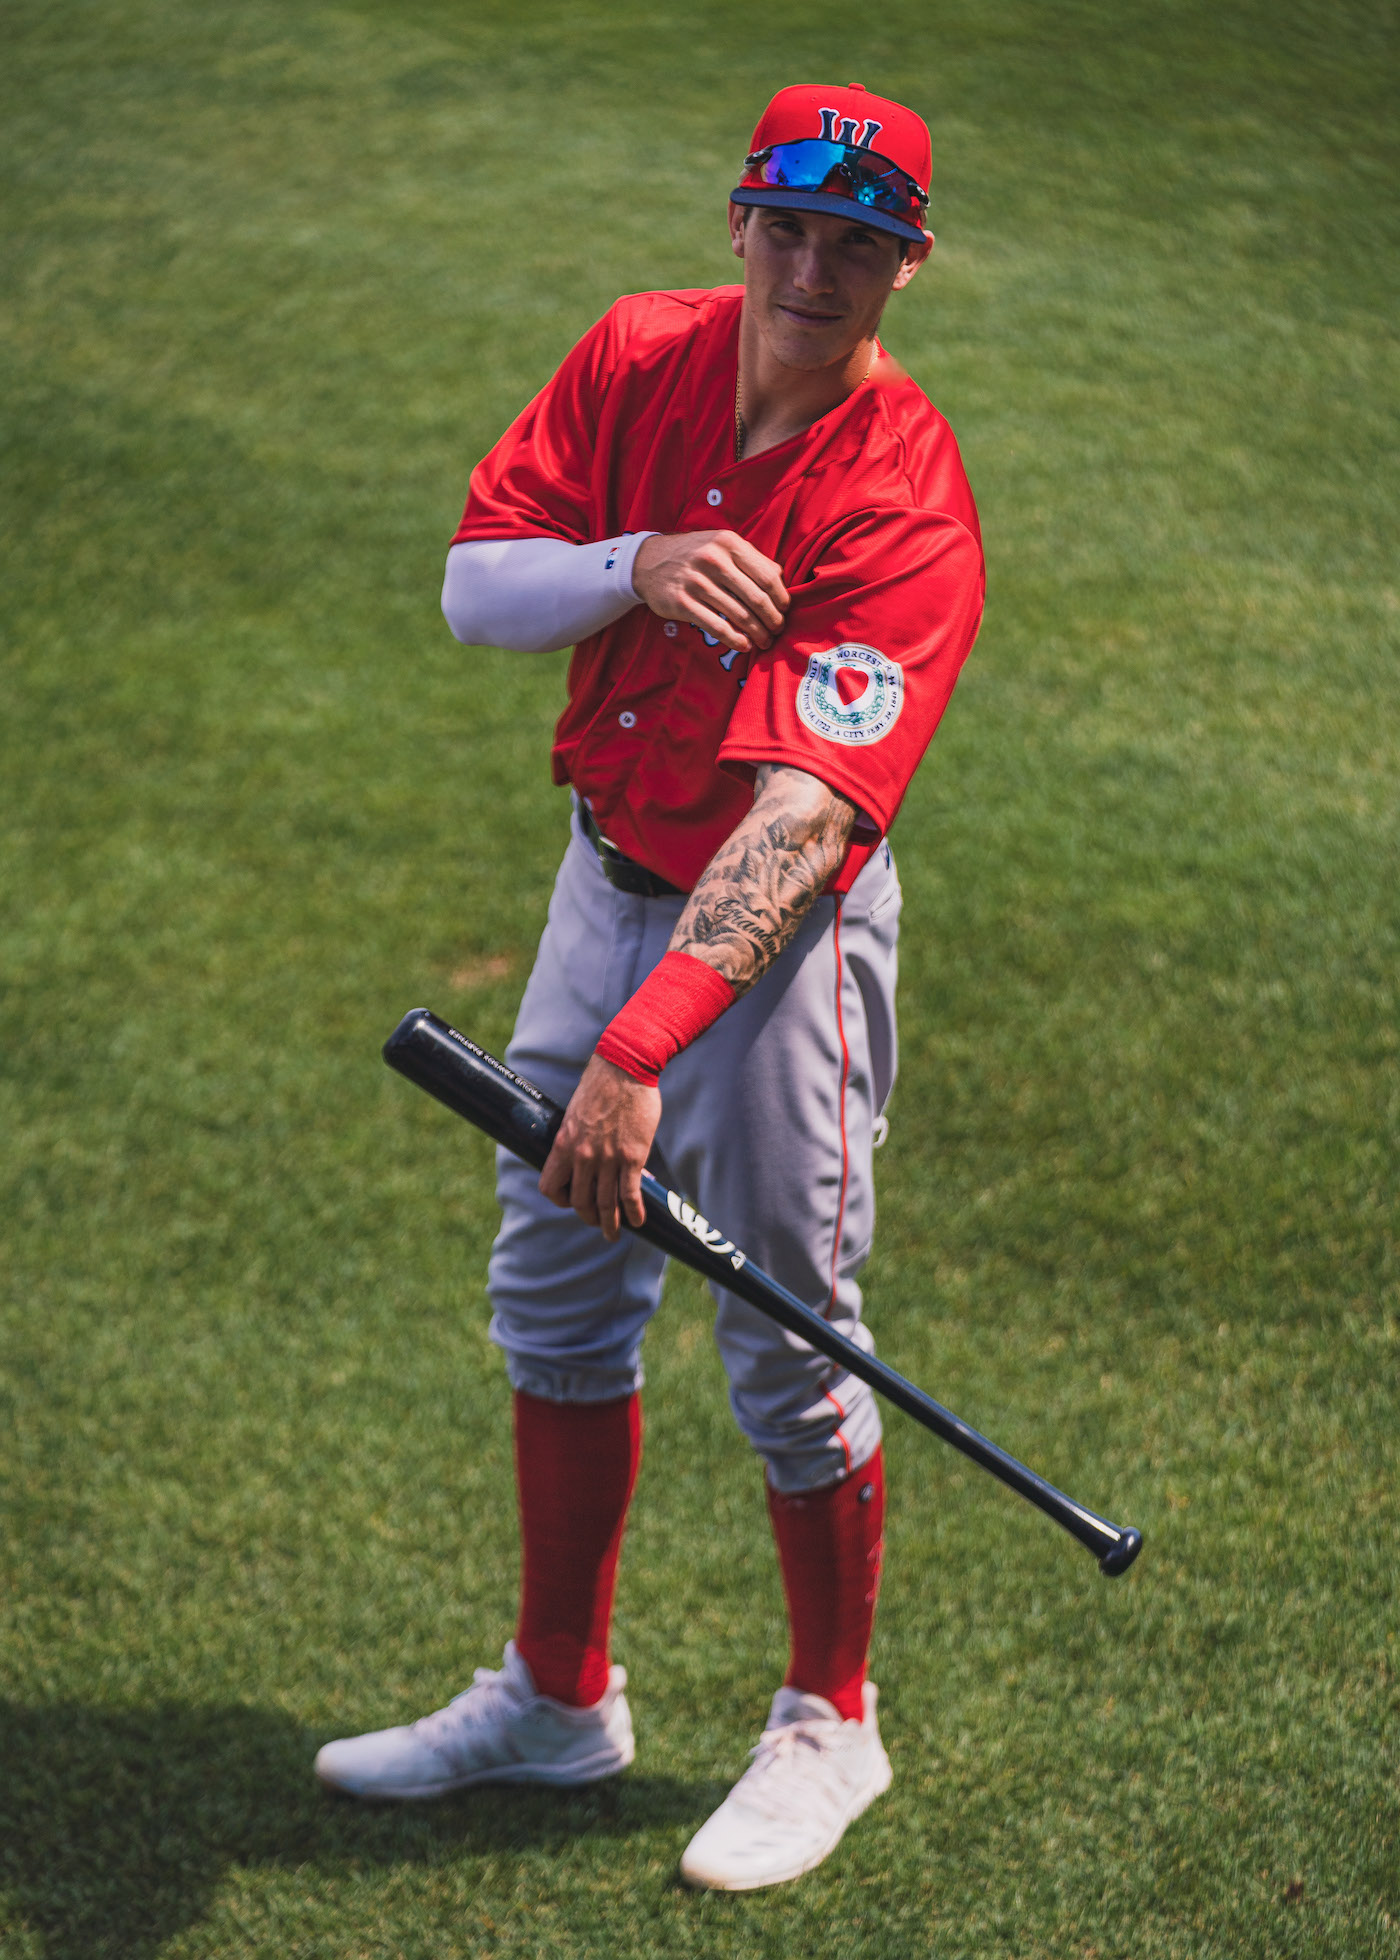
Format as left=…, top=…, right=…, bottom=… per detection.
left=513, top=1389, right=641, bottom=1707
left=766, top=1447, right=885, bottom=1722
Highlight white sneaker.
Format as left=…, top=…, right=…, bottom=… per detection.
left=680, top=1681, right=892, bottom=1891
left=313, top=1641, right=634, bottom=1799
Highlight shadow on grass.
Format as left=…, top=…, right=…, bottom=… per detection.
left=0, top=1701, right=720, bottom=1959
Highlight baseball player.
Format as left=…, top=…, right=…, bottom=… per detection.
left=316, top=82, right=984, bottom=1891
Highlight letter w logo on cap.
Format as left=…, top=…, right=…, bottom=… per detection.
left=818, top=106, right=884, bottom=148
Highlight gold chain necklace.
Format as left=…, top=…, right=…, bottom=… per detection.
left=735, top=348, right=877, bottom=464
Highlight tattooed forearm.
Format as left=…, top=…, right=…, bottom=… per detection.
left=670, top=764, right=858, bottom=995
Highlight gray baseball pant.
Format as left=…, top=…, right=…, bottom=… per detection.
left=487, top=800, right=901, bottom=1493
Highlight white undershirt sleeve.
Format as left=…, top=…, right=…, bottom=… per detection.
left=441, top=532, right=657, bottom=654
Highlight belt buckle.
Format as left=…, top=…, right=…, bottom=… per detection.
left=581, top=805, right=680, bottom=899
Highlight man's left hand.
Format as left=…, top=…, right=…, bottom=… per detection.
left=538, top=1054, right=662, bottom=1244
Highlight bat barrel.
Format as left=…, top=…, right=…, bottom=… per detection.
left=383, top=1010, right=563, bottom=1169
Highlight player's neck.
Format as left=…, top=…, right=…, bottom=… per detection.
left=735, top=312, right=877, bottom=462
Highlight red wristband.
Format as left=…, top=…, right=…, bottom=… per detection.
left=595, top=951, right=738, bottom=1087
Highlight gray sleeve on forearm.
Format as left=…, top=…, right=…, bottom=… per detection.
left=441, top=532, right=657, bottom=653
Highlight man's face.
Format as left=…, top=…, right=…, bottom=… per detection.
left=729, top=203, right=933, bottom=372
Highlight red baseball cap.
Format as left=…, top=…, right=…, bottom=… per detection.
left=732, top=82, right=932, bottom=244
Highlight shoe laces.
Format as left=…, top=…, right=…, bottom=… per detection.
left=411, top=1662, right=517, bottom=1750
left=737, top=1716, right=849, bottom=1819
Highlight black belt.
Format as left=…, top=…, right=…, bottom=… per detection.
left=579, top=805, right=686, bottom=899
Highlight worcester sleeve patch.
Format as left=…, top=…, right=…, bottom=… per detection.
left=796, top=643, right=905, bottom=746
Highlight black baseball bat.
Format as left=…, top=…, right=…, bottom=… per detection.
left=383, top=1008, right=1143, bottom=1578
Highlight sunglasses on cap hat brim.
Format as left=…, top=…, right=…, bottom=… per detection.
left=732, top=139, right=929, bottom=244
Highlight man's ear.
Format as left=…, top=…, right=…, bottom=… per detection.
left=892, top=230, right=934, bottom=292
left=728, top=199, right=748, bottom=260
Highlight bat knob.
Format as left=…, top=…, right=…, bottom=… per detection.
left=1098, top=1526, right=1142, bottom=1577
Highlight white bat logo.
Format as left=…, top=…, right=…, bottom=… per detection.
left=666, top=1190, right=747, bottom=1271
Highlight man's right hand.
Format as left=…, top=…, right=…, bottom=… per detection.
left=538, top=1053, right=662, bottom=1244
left=632, top=531, right=788, bottom=654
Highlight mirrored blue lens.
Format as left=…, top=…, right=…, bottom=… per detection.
left=743, top=139, right=923, bottom=218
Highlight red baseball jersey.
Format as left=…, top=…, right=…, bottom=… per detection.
left=454, top=285, right=984, bottom=893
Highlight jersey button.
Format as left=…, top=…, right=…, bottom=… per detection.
left=663, top=622, right=679, bottom=638
left=618, top=710, right=637, bottom=729
left=706, top=488, right=723, bottom=507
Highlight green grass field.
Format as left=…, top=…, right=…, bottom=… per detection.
left=2, top=1, right=1396, bottom=1954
